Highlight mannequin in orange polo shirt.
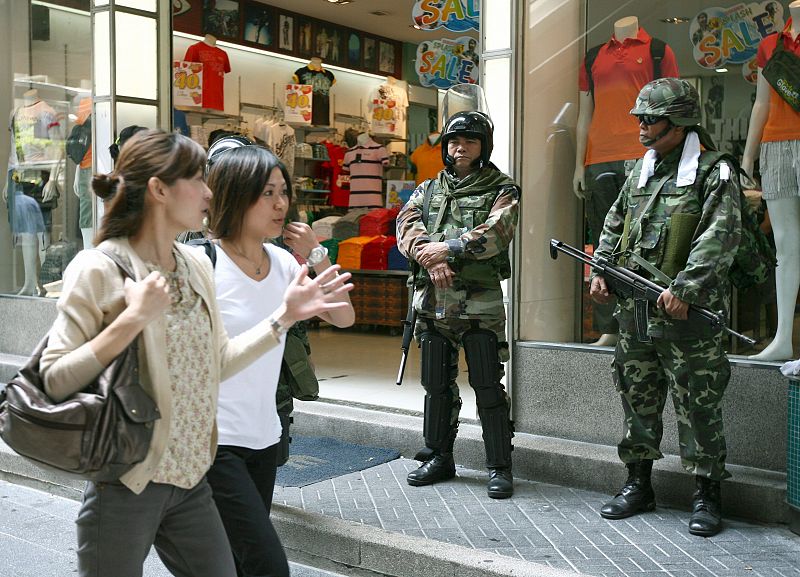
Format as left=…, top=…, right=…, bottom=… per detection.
left=573, top=16, right=679, bottom=346
left=742, top=1, right=800, bottom=361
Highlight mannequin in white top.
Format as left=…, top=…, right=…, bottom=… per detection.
left=742, top=0, right=800, bottom=360
left=573, top=16, right=639, bottom=348
left=203, top=34, right=217, bottom=46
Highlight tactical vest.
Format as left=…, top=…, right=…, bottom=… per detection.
left=423, top=180, right=512, bottom=284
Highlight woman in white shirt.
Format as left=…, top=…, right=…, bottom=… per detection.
left=203, top=136, right=354, bottom=577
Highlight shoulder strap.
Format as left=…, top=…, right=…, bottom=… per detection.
left=187, top=238, right=217, bottom=268
left=96, top=248, right=135, bottom=280
left=585, top=44, right=604, bottom=99
left=650, top=38, right=666, bottom=79
left=421, top=178, right=436, bottom=225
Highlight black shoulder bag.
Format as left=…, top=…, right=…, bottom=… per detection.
left=762, top=33, right=800, bottom=112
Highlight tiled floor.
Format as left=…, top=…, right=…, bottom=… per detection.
left=275, top=458, right=800, bottom=577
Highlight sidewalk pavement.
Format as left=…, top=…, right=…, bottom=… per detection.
left=1, top=444, right=799, bottom=577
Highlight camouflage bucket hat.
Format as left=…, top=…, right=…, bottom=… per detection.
left=630, top=78, right=701, bottom=126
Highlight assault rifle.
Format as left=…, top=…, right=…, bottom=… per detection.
left=397, top=265, right=419, bottom=386
left=549, top=239, right=755, bottom=345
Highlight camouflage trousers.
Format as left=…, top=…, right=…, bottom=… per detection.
left=613, top=324, right=731, bottom=481
left=414, top=316, right=510, bottom=429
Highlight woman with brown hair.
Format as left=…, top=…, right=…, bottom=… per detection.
left=202, top=135, right=354, bottom=577
left=38, top=129, right=352, bottom=577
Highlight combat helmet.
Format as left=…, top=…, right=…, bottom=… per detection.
left=630, top=77, right=701, bottom=126
left=441, top=110, right=494, bottom=167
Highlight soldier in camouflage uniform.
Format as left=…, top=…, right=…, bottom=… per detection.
left=396, top=111, right=520, bottom=499
left=590, top=78, right=741, bottom=536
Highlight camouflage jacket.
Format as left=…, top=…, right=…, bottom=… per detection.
left=594, top=145, right=742, bottom=338
left=396, top=165, right=520, bottom=320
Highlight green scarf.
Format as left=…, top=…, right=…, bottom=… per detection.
left=432, top=164, right=516, bottom=232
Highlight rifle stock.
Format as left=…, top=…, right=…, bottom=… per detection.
left=549, top=239, right=755, bottom=346
left=397, top=271, right=418, bottom=386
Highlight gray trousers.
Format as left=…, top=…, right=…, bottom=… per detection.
left=585, top=160, right=630, bottom=334
left=76, top=478, right=236, bottom=577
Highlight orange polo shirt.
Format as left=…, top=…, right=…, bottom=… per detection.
left=410, top=137, right=444, bottom=185
left=757, top=27, right=800, bottom=142
left=76, top=97, right=92, bottom=169
left=578, top=28, right=680, bottom=165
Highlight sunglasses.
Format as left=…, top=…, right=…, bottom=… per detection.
left=635, top=115, right=667, bottom=126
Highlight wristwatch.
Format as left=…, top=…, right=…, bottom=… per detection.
left=306, top=245, right=329, bottom=267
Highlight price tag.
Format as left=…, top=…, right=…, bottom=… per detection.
left=284, top=84, right=313, bottom=124
left=173, top=61, right=203, bottom=107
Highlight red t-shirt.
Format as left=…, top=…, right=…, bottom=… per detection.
left=321, top=141, right=350, bottom=207
left=184, top=42, right=231, bottom=111
left=578, top=28, right=679, bottom=165
left=756, top=29, right=800, bottom=142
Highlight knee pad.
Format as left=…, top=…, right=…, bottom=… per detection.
left=463, top=329, right=504, bottom=409
left=419, top=331, right=458, bottom=452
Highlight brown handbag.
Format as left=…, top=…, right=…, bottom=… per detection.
left=0, top=249, right=160, bottom=482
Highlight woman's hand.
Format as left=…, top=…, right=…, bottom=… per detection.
left=122, top=270, right=171, bottom=327
left=282, top=222, right=319, bottom=260
left=276, top=265, right=353, bottom=326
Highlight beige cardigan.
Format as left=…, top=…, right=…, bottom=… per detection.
left=39, top=238, right=281, bottom=494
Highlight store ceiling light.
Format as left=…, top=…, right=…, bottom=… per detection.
left=716, top=68, right=729, bottom=73
left=661, top=17, right=691, bottom=24
left=325, top=0, right=352, bottom=4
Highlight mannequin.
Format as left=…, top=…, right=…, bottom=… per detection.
left=573, top=16, right=679, bottom=346
left=4, top=88, right=63, bottom=295
left=293, top=57, right=336, bottom=126
left=742, top=1, right=800, bottom=361
left=184, top=34, right=230, bottom=110
left=368, top=76, right=409, bottom=136
left=356, top=131, right=372, bottom=146
left=71, top=83, right=94, bottom=249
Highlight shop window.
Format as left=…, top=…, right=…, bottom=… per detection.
left=1, top=1, right=93, bottom=298
left=522, top=0, right=784, bottom=355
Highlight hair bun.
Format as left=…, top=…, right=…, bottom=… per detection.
left=92, top=173, right=124, bottom=201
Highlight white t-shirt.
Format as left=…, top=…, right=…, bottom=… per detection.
left=213, top=243, right=300, bottom=449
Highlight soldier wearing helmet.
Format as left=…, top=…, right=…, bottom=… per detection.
left=396, top=108, right=520, bottom=499
left=590, top=77, right=742, bottom=536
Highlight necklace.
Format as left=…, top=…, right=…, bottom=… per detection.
left=225, top=241, right=267, bottom=275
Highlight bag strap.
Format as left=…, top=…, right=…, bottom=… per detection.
left=187, top=237, right=217, bottom=268
left=96, top=247, right=135, bottom=280
left=421, top=178, right=436, bottom=225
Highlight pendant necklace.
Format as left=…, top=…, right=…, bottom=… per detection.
left=227, top=242, right=266, bottom=275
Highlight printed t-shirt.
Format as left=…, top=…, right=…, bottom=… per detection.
left=293, top=65, right=336, bottom=126
left=578, top=28, right=679, bottom=165
left=343, top=141, right=389, bottom=208
left=410, top=138, right=444, bottom=185
left=267, top=122, right=296, bottom=177
left=368, top=83, right=409, bottom=136
left=214, top=243, right=298, bottom=449
left=10, top=100, right=61, bottom=165
left=184, top=42, right=231, bottom=111
left=757, top=30, right=800, bottom=142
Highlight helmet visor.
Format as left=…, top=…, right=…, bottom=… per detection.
left=441, top=84, right=491, bottom=130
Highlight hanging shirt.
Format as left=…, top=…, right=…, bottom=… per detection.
left=367, top=82, right=409, bottom=136
left=343, top=139, right=389, bottom=208
left=578, top=28, right=679, bottom=165
left=322, top=141, right=349, bottom=207
left=757, top=28, right=800, bottom=142
left=184, top=41, right=231, bottom=111
left=293, top=65, right=336, bottom=126
left=268, top=122, right=296, bottom=177
left=409, top=137, right=444, bottom=185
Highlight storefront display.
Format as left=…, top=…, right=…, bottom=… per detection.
left=343, top=134, right=390, bottom=208
left=292, top=58, right=335, bottom=126
left=183, top=35, right=231, bottom=111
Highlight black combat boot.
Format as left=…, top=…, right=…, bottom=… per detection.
left=688, top=477, right=722, bottom=537
left=600, top=460, right=656, bottom=519
left=407, top=453, right=456, bottom=486
left=487, top=468, right=513, bottom=499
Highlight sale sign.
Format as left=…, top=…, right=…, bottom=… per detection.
left=173, top=61, right=203, bottom=107
left=411, top=0, right=479, bottom=32
left=284, top=84, right=313, bottom=125
left=415, top=36, right=479, bottom=89
left=690, top=2, right=784, bottom=83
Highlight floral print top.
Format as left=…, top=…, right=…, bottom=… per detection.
left=150, top=251, right=215, bottom=489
